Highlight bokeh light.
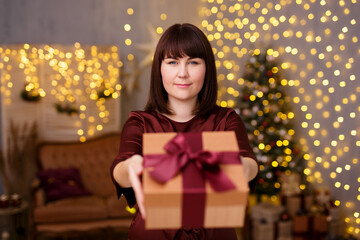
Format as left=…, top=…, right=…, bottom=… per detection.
left=200, top=0, right=360, bottom=236
left=0, top=44, right=121, bottom=142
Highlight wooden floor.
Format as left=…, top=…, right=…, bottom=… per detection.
left=36, top=228, right=246, bottom=240
left=36, top=230, right=128, bottom=240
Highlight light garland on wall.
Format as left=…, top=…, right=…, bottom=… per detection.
left=121, top=7, right=138, bottom=94
left=200, top=0, right=359, bottom=236
left=121, top=7, right=166, bottom=94
left=47, top=43, right=121, bottom=142
left=0, top=46, right=46, bottom=104
left=19, top=44, right=46, bottom=102
left=0, top=43, right=122, bottom=142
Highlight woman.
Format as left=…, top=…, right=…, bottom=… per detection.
left=110, top=23, right=258, bottom=240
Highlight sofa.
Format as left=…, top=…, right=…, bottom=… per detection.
left=31, top=132, right=135, bottom=239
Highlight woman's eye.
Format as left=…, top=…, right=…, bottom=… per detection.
left=165, top=60, right=177, bottom=64
left=189, top=61, right=199, bottom=65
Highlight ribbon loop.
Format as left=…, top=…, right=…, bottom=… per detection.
left=145, top=133, right=238, bottom=192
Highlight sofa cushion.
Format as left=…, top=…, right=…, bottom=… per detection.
left=34, top=196, right=107, bottom=223
left=38, top=133, right=121, bottom=197
left=37, top=168, right=91, bottom=202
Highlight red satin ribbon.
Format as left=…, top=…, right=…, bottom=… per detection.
left=144, top=133, right=241, bottom=227
left=144, top=133, right=239, bottom=192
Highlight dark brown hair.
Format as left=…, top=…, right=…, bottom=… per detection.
left=144, top=23, right=217, bottom=117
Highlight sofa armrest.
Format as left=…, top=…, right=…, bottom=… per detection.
left=34, top=189, right=46, bottom=207
left=31, top=178, right=46, bottom=207
left=31, top=178, right=40, bottom=189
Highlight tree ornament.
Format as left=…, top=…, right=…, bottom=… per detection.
left=266, top=70, right=273, bottom=77
left=242, top=109, right=250, bottom=116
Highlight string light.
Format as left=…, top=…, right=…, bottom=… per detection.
left=0, top=44, right=121, bottom=142
left=201, top=0, right=360, bottom=236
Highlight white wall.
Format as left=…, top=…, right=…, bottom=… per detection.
left=0, top=0, right=203, bottom=196
left=0, top=0, right=203, bottom=126
left=1, top=0, right=360, bottom=236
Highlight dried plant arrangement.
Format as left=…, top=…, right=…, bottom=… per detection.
left=0, top=120, right=38, bottom=200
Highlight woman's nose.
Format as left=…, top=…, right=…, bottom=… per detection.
left=178, top=63, right=189, bottom=78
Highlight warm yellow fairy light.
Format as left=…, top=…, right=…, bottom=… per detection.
left=127, top=8, right=134, bottom=15
left=125, top=39, right=132, bottom=46
left=1, top=43, right=121, bottom=141
left=160, top=13, right=167, bottom=21
left=124, top=24, right=131, bottom=31
left=200, top=0, right=360, bottom=235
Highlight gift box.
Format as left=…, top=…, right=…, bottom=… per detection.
left=251, top=202, right=284, bottom=223
left=252, top=220, right=275, bottom=240
left=314, top=186, right=331, bottom=210
left=329, top=206, right=340, bottom=221
left=277, top=220, right=293, bottom=238
left=328, top=207, right=340, bottom=237
left=142, top=131, right=249, bottom=229
left=313, top=214, right=328, bottom=233
left=283, top=193, right=312, bottom=217
left=312, top=214, right=329, bottom=240
left=292, top=214, right=311, bottom=239
left=281, top=172, right=301, bottom=197
left=328, top=220, right=340, bottom=239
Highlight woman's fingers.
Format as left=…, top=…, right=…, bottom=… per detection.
left=241, top=156, right=258, bottom=182
left=128, top=164, right=146, bottom=219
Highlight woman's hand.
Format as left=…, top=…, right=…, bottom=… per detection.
left=127, top=154, right=146, bottom=219
left=241, top=156, right=258, bottom=182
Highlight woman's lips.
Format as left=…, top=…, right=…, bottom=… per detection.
left=175, top=83, right=191, bottom=88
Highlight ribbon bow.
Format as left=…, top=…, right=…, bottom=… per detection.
left=145, top=133, right=237, bottom=192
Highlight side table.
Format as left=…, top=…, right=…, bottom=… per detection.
left=0, top=201, right=29, bottom=240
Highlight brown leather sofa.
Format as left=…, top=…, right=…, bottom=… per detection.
left=31, top=133, right=134, bottom=239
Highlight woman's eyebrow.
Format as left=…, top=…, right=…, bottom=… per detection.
left=164, top=56, right=200, bottom=60
left=163, top=55, right=177, bottom=59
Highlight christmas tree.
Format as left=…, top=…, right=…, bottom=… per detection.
left=235, top=48, right=305, bottom=196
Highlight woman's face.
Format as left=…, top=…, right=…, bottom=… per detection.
left=161, top=55, right=206, bottom=106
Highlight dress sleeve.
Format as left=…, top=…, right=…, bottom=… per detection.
left=225, top=109, right=256, bottom=160
left=224, top=109, right=259, bottom=191
left=110, top=112, right=144, bottom=207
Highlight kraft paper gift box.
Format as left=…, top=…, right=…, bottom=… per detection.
left=313, top=214, right=328, bottom=233
left=312, top=214, right=329, bottom=239
left=142, top=131, right=249, bottom=229
left=293, top=214, right=311, bottom=240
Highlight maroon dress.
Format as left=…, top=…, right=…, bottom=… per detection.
left=110, top=106, right=256, bottom=240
